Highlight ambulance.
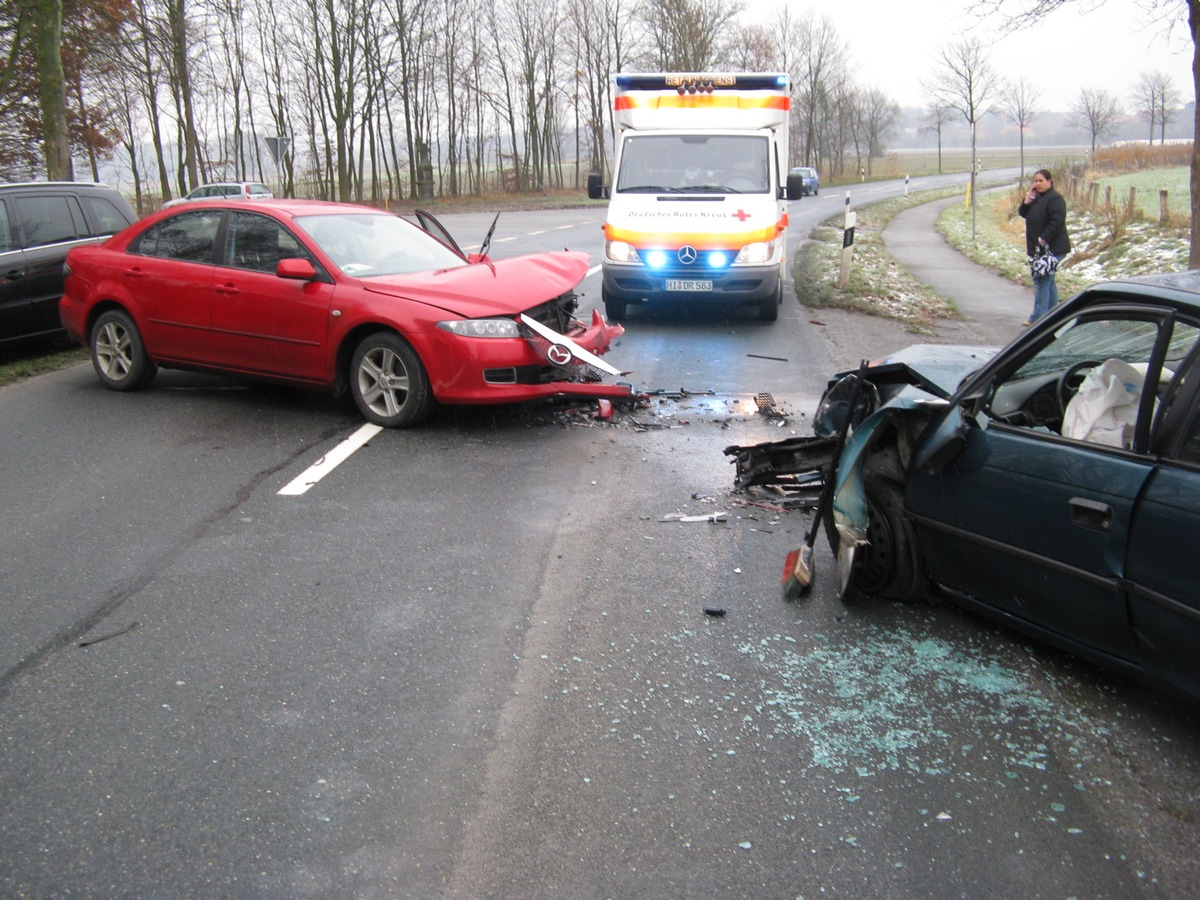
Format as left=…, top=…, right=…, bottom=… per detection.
left=587, top=73, right=802, bottom=322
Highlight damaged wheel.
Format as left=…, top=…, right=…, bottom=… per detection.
left=830, top=471, right=925, bottom=603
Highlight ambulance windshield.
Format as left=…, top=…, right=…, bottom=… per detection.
left=616, top=134, right=770, bottom=194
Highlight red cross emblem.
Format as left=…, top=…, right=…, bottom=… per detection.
left=732, top=209, right=751, bottom=222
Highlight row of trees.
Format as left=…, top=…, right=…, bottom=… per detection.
left=1, top=0, right=906, bottom=210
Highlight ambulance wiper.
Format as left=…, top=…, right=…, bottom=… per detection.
left=621, top=185, right=685, bottom=193
left=677, top=185, right=739, bottom=193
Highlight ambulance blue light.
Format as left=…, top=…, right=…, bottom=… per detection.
left=645, top=249, right=670, bottom=269
left=706, top=251, right=730, bottom=269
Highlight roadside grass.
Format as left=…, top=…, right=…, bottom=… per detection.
left=0, top=343, right=88, bottom=387
left=792, top=185, right=976, bottom=333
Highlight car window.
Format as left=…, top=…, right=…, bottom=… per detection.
left=982, top=311, right=1200, bottom=449
left=0, top=200, right=12, bottom=252
left=13, top=195, right=85, bottom=247
left=295, top=212, right=468, bottom=276
left=224, top=211, right=312, bottom=273
left=79, top=195, right=134, bottom=236
left=247, top=184, right=271, bottom=197
left=132, top=209, right=223, bottom=263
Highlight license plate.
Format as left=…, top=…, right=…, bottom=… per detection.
left=665, top=279, right=713, bottom=292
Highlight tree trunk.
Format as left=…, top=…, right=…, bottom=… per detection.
left=33, top=0, right=72, bottom=179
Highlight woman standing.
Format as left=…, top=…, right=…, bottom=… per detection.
left=1018, top=168, right=1071, bottom=325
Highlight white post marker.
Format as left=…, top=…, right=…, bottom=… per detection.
left=278, top=423, right=384, bottom=495
left=838, top=192, right=856, bottom=289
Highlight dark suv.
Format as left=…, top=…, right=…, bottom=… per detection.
left=1, top=182, right=137, bottom=345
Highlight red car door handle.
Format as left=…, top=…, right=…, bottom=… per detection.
left=1069, top=497, right=1113, bottom=531
left=215, top=283, right=239, bottom=296
left=123, top=267, right=145, bottom=279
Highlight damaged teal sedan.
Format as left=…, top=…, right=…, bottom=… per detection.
left=730, top=273, right=1200, bottom=702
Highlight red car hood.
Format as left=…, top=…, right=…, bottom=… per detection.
left=360, top=250, right=590, bottom=316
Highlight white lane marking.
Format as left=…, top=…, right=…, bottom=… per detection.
left=587, top=264, right=601, bottom=278
left=554, top=225, right=574, bottom=230
left=278, top=423, right=383, bottom=496
left=528, top=230, right=547, bottom=235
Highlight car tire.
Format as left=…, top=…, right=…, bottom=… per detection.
left=603, top=287, right=626, bottom=322
left=350, top=332, right=434, bottom=428
left=90, top=309, right=157, bottom=392
left=759, top=281, right=781, bottom=322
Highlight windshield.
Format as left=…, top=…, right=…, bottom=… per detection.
left=616, top=134, right=770, bottom=194
left=295, top=213, right=468, bottom=277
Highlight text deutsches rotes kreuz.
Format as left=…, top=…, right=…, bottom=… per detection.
left=626, top=210, right=751, bottom=220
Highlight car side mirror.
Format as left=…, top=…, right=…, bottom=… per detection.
left=587, top=172, right=609, bottom=201
left=276, top=258, right=318, bottom=280
left=914, top=404, right=967, bottom=472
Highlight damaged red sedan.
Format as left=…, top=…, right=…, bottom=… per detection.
left=59, top=200, right=631, bottom=427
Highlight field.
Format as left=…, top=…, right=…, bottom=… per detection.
left=1088, top=166, right=1190, bottom=219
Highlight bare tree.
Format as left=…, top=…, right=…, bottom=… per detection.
left=792, top=12, right=848, bottom=175
left=921, top=102, right=955, bottom=174
left=1070, top=86, right=1122, bottom=154
left=923, top=37, right=997, bottom=237
left=999, top=76, right=1040, bottom=176
left=642, top=0, right=743, bottom=71
left=1134, top=69, right=1180, bottom=143
left=856, top=85, right=899, bottom=176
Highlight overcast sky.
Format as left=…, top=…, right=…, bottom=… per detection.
left=743, top=0, right=1193, bottom=113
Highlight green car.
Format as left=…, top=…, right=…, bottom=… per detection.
left=737, top=273, right=1200, bottom=702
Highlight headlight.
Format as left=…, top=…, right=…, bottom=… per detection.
left=734, top=240, right=776, bottom=265
left=437, top=319, right=520, bottom=338
left=606, top=240, right=640, bottom=263
left=813, top=373, right=878, bottom=438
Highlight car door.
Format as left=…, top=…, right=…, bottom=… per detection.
left=0, top=198, right=30, bottom=341
left=208, top=210, right=333, bottom=380
left=124, top=208, right=224, bottom=363
left=1124, top=349, right=1200, bottom=697
left=11, top=192, right=94, bottom=336
left=907, top=309, right=1199, bottom=662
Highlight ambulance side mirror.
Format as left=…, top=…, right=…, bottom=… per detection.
left=587, top=172, right=610, bottom=200
left=785, top=172, right=803, bottom=201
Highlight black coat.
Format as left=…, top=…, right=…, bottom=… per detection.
left=1018, top=187, right=1071, bottom=257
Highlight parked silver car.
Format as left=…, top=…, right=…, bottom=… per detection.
left=163, top=182, right=273, bottom=208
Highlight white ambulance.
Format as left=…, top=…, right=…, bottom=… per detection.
left=587, top=73, right=802, bottom=322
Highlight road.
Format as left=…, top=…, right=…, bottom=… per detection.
left=2, top=174, right=1198, bottom=898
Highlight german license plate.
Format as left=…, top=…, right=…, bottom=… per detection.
left=665, top=279, right=713, bottom=291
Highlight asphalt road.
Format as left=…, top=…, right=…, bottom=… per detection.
left=2, top=174, right=1198, bottom=898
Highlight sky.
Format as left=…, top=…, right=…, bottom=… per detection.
left=742, top=0, right=1193, bottom=113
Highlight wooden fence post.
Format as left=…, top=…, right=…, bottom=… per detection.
left=1160, top=190, right=1170, bottom=225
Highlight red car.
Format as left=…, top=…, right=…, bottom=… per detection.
left=60, top=200, right=632, bottom=427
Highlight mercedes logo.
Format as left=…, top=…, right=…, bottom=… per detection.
left=677, top=246, right=697, bottom=265
left=547, top=343, right=573, bottom=366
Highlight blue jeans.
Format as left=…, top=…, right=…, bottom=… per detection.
left=1031, top=274, right=1058, bottom=322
